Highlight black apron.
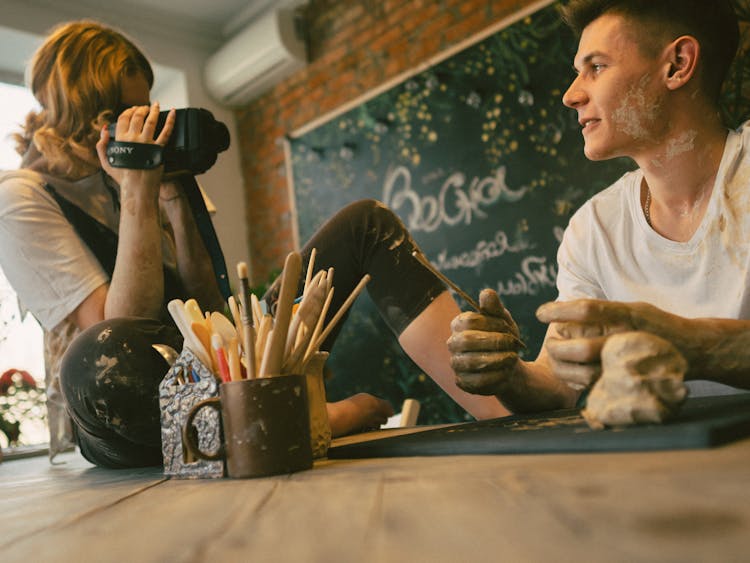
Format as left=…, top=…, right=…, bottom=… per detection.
left=43, top=181, right=187, bottom=318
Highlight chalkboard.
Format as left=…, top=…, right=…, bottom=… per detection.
left=286, top=0, right=748, bottom=423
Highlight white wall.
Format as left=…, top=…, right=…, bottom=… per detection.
left=0, top=0, right=251, bottom=291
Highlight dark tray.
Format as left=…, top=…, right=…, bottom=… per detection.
left=328, top=393, right=750, bottom=459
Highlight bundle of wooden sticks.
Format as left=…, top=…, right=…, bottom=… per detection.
left=167, top=249, right=370, bottom=382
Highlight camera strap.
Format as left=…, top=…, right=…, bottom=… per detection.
left=106, top=141, right=163, bottom=169
left=179, top=176, right=232, bottom=302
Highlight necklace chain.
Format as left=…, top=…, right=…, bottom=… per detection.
left=644, top=187, right=652, bottom=227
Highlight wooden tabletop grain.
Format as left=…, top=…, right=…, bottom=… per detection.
left=2, top=434, right=749, bottom=562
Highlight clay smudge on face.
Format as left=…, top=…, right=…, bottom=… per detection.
left=611, top=75, right=659, bottom=139
left=650, top=158, right=665, bottom=169
left=665, top=130, right=697, bottom=160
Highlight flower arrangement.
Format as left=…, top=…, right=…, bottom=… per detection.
left=0, top=369, right=46, bottom=447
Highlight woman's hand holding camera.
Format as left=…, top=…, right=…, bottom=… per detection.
left=96, top=102, right=175, bottom=195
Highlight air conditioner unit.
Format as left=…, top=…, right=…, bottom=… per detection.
left=204, top=8, right=307, bottom=106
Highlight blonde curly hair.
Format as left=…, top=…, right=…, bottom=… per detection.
left=14, top=20, right=153, bottom=179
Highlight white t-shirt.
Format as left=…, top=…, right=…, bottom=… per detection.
left=0, top=168, right=180, bottom=456
left=0, top=170, right=112, bottom=331
left=556, top=121, right=750, bottom=394
left=0, top=168, right=180, bottom=330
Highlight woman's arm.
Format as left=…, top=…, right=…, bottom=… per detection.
left=159, top=180, right=224, bottom=312
left=70, top=103, right=175, bottom=330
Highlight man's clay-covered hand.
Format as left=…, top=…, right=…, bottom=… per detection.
left=536, top=298, right=688, bottom=388
left=447, top=288, right=525, bottom=395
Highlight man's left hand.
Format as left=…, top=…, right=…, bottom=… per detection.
left=536, top=299, right=660, bottom=388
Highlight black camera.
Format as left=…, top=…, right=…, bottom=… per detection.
left=106, top=108, right=230, bottom=175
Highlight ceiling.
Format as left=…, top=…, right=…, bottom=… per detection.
left=0, top=0, right=306, bottom=83
left=102, top=0, right=280, bottom=38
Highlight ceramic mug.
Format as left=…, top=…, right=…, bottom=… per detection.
left=183, top=374, right=312, bottom=478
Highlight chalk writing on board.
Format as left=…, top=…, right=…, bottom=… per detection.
left=495, top=255, right=558, bottom=297
left=433, top=229, right=530, bottom=271
left=383, top=165, right=528, bottom=232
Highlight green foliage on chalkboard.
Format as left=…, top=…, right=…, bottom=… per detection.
left=722, top=0, right=750, bottom=127
left=290, top=0, right=750, bottom=425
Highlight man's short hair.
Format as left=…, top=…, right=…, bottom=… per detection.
left=559, top=0, right=740, bottom=103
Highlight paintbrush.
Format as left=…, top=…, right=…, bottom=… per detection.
left=412, top=250, right=525, bottom=350
left=411, top=250, right=480, bottom=311
left=236, top=262, right=257, bottom=379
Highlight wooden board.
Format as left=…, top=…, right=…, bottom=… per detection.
left=328, top=393, right=750, bottom=459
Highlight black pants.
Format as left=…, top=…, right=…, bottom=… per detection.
left=61, top=200, right=446, bottom=468
left=61, top=318, right=183, bottom=468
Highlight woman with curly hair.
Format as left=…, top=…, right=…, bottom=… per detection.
left=0, top=21, right=509, bottom=468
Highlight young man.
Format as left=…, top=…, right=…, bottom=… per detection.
left=448, top=0, right=750, bottom=413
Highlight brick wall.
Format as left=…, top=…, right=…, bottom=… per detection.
left=234, top=0, right=538, bottom=285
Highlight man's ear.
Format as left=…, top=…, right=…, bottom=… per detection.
left=664, top=35, right=699, bottom=90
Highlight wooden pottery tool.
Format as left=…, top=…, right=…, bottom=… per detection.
left=261, top=251, right=302, bottom=377
left=167, top=299, right=212, bottom=368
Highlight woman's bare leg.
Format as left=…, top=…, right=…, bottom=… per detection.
left=398, top=291, right=511, bottom=419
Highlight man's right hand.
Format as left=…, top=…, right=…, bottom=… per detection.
left=447, top=288, right=525, bottom=395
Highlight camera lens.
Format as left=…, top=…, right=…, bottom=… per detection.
left=211, top=121, right=230, bottom=153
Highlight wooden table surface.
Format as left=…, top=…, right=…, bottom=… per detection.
left=2, top=432, right=749, bottom=563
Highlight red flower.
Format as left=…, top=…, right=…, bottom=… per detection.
left=0, top=369, right=37, bottom=396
